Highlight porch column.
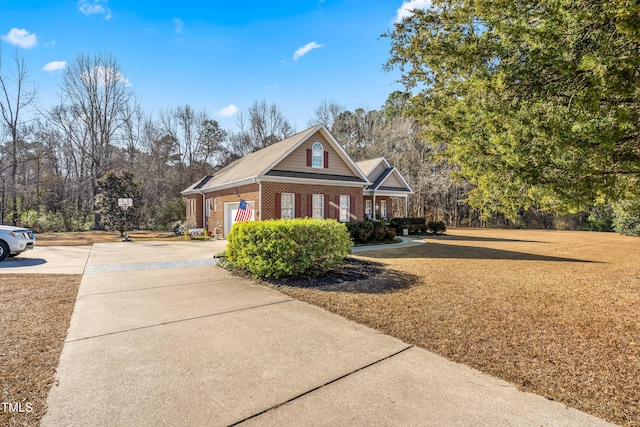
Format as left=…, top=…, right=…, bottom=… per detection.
left=405, top=194, right=408, bottom=218
left=372, top=192, right=376, bottom=220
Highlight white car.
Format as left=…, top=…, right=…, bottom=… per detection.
left=0, top=225, right=36, bottom=261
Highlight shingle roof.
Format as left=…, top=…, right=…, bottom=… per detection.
left=182, top=125, right=370, bottom=195
left=355, top=157, right=389, bottom=177
left=356, top=157, right=414, bottom=194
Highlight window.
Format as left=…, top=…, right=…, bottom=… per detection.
left=312, top=194, right=324, bottom=219
left=365, top=200, right=372, bottom=218
left=281, top=193, right=294, bottom=219
left=381, top=200, right=388, bottom=218
left=339, top=195, right=350, bottom=222
left=205, top=199, right=211, bottom=217
left=190, top=199, right=196, bottom=214
left=312, top=142, right=323, bottom=168
left=213, top=197, right=218, bottom=213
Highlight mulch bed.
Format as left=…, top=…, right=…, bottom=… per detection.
left=0, top=274, right=81, bottom=427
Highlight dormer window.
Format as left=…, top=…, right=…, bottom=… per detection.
left=312, top=142, right=323, bottom=168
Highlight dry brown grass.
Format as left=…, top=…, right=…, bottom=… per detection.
left=0, top=275, right=81, bottom=427
left=34, top=230, right=183, bottom=246
left=267, top=229, right=640, bottom=426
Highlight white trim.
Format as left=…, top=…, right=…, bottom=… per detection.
left=258, top=175, right=368, bottom=188
left=258, top=181, right=262, bottom=221
left=181, top=177, right=256, bottom=195
left=224, top=201, right=255, bottom=236
left=312, top=193, right=324, bottom=219
left=363, top=189, right=412, bottom=198
left=339, top=195, right=350, bottom=222
left=281, top=192, right=295, bottom=220
left=368, top=167, right=414, bottom=194
left=311, top=142, right=323, bottom=168
left=260, top=125, right=371, bottom=185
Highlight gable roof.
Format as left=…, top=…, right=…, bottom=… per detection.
left=356, top=157, right=414, bottom=194
left=355, top=157, right=390, bottom=177
left=182, top=125, right=370, bottom=195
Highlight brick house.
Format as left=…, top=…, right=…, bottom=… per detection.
left=356, top=157, right=413, bottom=219
left=181, top=125, right=412, bottom=237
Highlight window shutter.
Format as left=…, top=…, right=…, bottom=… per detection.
left=275, top=193, right=281, bottom=219
left=307, top=149, right=312, bottom=167
left=295, top=193, right=301, bottom=218
left=324, top=151, right=329, bottom=168
left=349, top=195, right=355, bottom=219
left=335, top=194, right=340, bottom=220
left=324, top=194, right=330, bottom=219
left=307, top=194, right=313, bottom=217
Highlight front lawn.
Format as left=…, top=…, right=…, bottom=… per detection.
left=0, top=275, right=81, bottom=427
left=262, top=228, right=640, bottom=427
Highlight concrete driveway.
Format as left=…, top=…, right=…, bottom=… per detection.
left=0, top=245, right=92, bottom=274
left=35, top=240, right=614, bottom=426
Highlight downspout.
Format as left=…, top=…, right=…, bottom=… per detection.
left=254, top=177, right=262, bottom=221
left=199, top=191, right=206, bottom=230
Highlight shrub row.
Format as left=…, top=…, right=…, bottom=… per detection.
left=346, top=220, right=395, bottom=244
left=226, top=219, right=353, bottom=279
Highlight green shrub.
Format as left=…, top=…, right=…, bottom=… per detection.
left=346, top=220, right=391, bottom=243
left=226, top=219, right=353, bottom=279
left=613, top=200, right=640, bottom=236
left=384, top=227, right=396, bottom=240
left=346, top=220, right=374, bottom=243
left=372, top=220, right=387, bottom=241
left=427, top=220, right=447, bottom=235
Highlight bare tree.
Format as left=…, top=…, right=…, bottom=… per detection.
left=0, top=50, right=38, bottom=225
left=53, top=52, right=134, bottom=229
left=158, top=105, right=225, bottom=188
left=234, top=100, right=294, bottom=151
left=308, top=99, right=344, bottom=129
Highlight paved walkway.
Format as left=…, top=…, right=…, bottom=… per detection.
left=38, top=240, right=613, bottom=426
left=350, top=235, right=426, bottom=253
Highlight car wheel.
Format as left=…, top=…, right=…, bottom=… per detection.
left=0, top=241, right=9, bottom=261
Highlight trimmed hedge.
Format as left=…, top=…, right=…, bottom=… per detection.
left=427, top=221, right=447, bottom=235
left=226, top=219, right=353, bottom=279
left=346, top=220, right=391, bottom=243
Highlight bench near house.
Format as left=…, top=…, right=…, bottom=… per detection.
left=181, top=125, right=413, bottom=238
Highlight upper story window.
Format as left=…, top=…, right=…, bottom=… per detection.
left=311, top=142, right=323, bottom=168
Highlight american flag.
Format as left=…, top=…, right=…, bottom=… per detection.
left=234, top=199, right=253, bottom=222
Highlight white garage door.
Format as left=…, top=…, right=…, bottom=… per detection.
left=224, top=201, right=255, bottom=236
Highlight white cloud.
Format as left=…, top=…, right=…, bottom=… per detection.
left=173, top=18, right=184, bottom=34
left=293, top=41, right=323, bottom=61
left=218, top=104, right=239, bottom=117
left=1, top=28, right=38, bottom=49
left=42, top=60, right=67, bottom=72
left=394, top=0, right=432, bottom=23
left=78, top=0, right=112, bottom=20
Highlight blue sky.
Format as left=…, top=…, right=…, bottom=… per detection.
left=1, top=0, right=430, bottom=132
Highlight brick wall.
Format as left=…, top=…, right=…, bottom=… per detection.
left=363, top=195, right=393, bottom=219
left=202, top=183, right=259, bottom=235
left=262, top=182, right=364, bottom=221
left=185, top=194, right=203, bottom=227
